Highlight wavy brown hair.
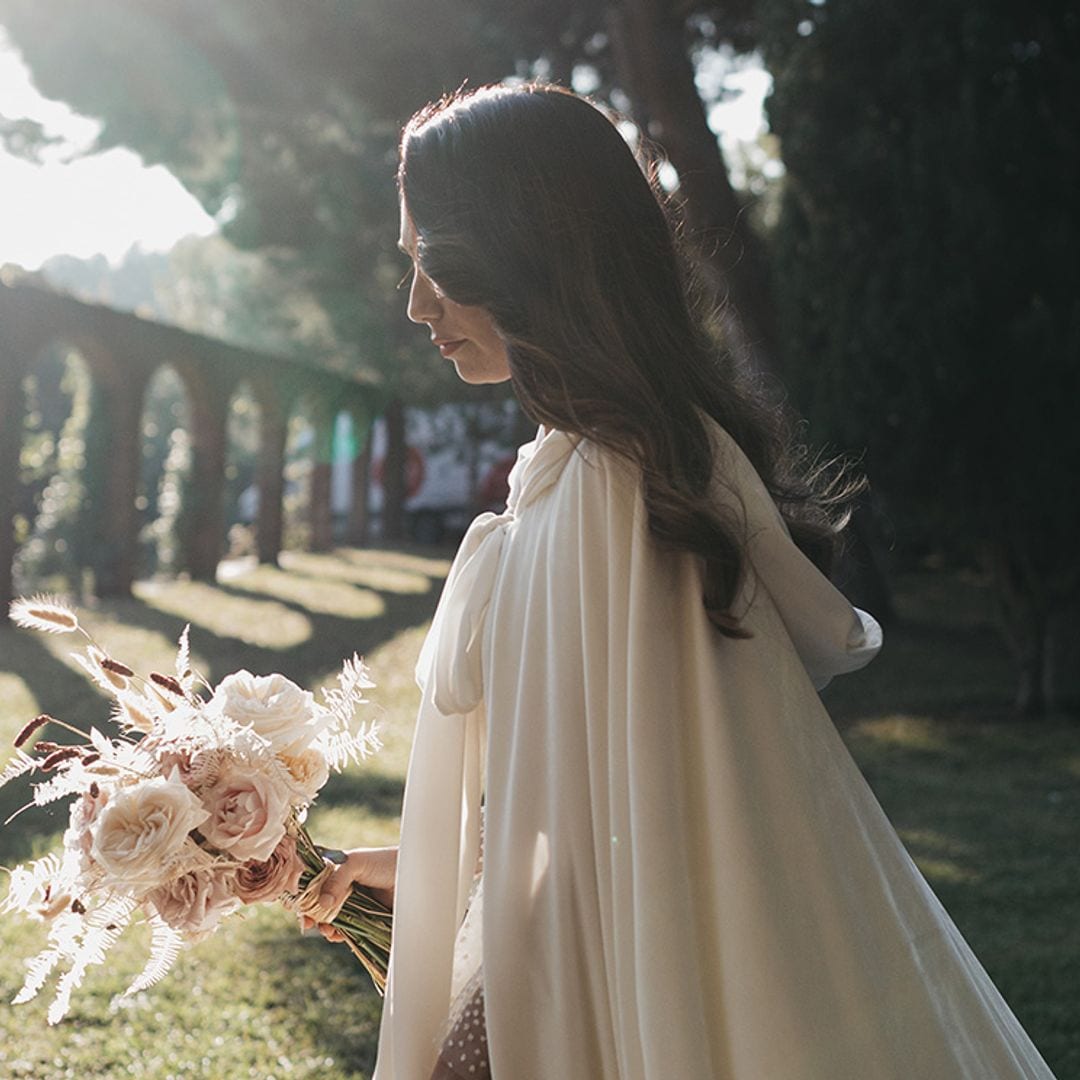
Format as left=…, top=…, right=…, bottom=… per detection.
left=399, top=83, right=857, bottom=635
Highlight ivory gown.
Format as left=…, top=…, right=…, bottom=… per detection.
left=372, top=420, right=1057, bottom=1080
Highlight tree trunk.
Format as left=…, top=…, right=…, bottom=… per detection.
left=837, top=499, right=896, bottom=625
left=1044, top=606, right=1080, bottom=716
left=256, top=400, right=287, bottom=566
left=346, top=416, right=372, bottom=547
left=381, top=397, right=408, bottom=542
left=608, top=0, right=778, bottom=376
left=984, top=539, right=1050, bottom=717
left=308, top=402, right=336, bottom=553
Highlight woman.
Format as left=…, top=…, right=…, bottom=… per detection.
left=307, top=84, right=1056, bottom=1080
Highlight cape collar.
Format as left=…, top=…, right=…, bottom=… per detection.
left=506, top=425, right=578, bottom=515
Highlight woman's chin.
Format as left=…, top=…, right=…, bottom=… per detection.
left=451, top=357, right=513, bottom=385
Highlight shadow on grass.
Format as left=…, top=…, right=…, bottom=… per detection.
left=245, top=917, right=385, bottom=1077
left=121, top=549, right=449, bottom=690
left=823, top=616, right=1018, bottom=725
left=0, top=546, right=448, bottom=868
left=0, top=626, right=124, bottom=864
left=318, top=768, right=405, bottom=821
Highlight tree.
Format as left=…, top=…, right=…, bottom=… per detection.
left=759, top=0, right=1080, bottom=714
left=1, top=1, right=788, bottom=370
left=0, top=0, right=522, bottom=533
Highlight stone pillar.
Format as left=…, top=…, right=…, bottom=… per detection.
left=381, top=396, right=407, bottom=542
left=95, top=369, right=146, bottom=597
left=256, top=397, right=286, bottom=566
left=345, top=409, right=372, bottom=548
left=0, top=338, right=27, bottom=620
left=309, top=400, right=335, bottom=553
left=184, top=390, right=229, bottom=581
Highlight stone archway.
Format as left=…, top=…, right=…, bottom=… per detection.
left=0, top=279, right=378, bottom=620
left=135, top=364, right=192, bottom=576
left=11, top=340, right=95, bottom=590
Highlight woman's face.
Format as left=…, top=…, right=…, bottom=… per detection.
left=398, top=204, right=511, bottom=385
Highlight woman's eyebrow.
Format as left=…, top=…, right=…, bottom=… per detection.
left=397, top=240, right=411, bottom=255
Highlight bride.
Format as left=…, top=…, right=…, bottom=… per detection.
left=304, top=83, right=1056, bottom=1080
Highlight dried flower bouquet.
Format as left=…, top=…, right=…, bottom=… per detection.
left=1, top=596, right=392, bottom=1023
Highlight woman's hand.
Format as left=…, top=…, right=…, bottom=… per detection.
left=299, top=845, right=398, bottom=943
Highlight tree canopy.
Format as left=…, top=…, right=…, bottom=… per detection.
left=760, top=0, right=1080, bottom=711
left=4, top=0, right=1077, bottom=708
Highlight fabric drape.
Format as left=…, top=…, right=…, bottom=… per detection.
left=373, top=422, right=1055, bottom=1080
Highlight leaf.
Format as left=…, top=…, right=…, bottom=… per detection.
left=1, top=852, right=64, bottom=915
left=321, top=722, right=383, bottom=772
left=13, top=944, right=63, bottom=1005
left=0, top=749, right=38, bottom=791
left=32, top=770, right=84, bottom=807
left=46, top=896, right=136, bottom=1024
left=175, top=624, right=193, bottom=690
left=120, top=914, right=184, bottom=997
left=70, top=650, right=123, bottom=697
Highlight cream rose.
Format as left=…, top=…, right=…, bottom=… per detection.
left=234, top=835, right=305, bottom=904
left=148, top=867, right=241, bottom=936
left=279, top=747, right=330, bottom=803
left=89, top=773, right=209, bottom=890
left=208, top=671, right=330, bottom=754
left=199, top=763, right=292, bottom=862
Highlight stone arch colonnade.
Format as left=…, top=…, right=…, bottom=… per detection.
left=0, top=280, right=379, bottom=620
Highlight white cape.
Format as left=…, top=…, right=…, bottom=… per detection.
left=373, top=422, right=1055, bottom=1080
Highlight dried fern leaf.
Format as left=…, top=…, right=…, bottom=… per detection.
left=322, top=723, right=383, bottom=771
left=120, top=914, right=184, bottom=997
left=1, top=852, right=65, bottom=914
left=0, top=749, right=38, bottom=791
left=13, top=943, right=64, bottom=1005
left=45, top=896, right=136, bottom=1023
left=175, top=624, right=194, bottom=690
left=32, top=769, right=84, bottom=807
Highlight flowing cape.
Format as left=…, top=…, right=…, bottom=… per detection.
left=373, top=422, right=1055, bottom=1080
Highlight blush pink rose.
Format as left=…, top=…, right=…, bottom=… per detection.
left=234, top=834, right=305, bottom=904
left=199, top=763, right=291, bottom=862
left=63, top=783, right=111, bottom=877
left=148, top=867, right=240, bottom=936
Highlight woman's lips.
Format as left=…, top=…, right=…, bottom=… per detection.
left=435, top=339, right=466, bottom=358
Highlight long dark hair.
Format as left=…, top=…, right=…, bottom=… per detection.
left=399, top=83, right=856, bottom=635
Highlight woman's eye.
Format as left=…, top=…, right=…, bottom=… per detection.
left=396, top=266, right=413, bottom=291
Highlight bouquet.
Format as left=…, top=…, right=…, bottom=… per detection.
left=0, top=595, right=392, bottom=1024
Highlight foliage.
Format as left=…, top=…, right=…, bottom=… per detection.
left=0, top=0, right=523, bottom=403
left=13, top=348, right=92, bottom=593
left=0, top=0, right=780, bottom=395
left=136, top=370, right=192, bottom=577
left=759, top=0, right=1080, bottom=710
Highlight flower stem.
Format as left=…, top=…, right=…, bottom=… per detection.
left=291, top=823, right=393, bottom=995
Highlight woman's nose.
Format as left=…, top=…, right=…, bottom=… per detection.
left=407, top=268, right=443, bottom=324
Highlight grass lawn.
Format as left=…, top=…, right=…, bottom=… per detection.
left=0, top=552, right=1076, bottom=1078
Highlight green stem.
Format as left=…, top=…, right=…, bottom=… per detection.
left=292, top=823, right=393, bottom=995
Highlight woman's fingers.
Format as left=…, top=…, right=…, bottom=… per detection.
left=299, top=911, right=345, bottom=942
left=317, top=847, right=398, bottom=918
left=298, top=847, right=398, bottom=940
left=310, top=859, right=358, bottom=923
